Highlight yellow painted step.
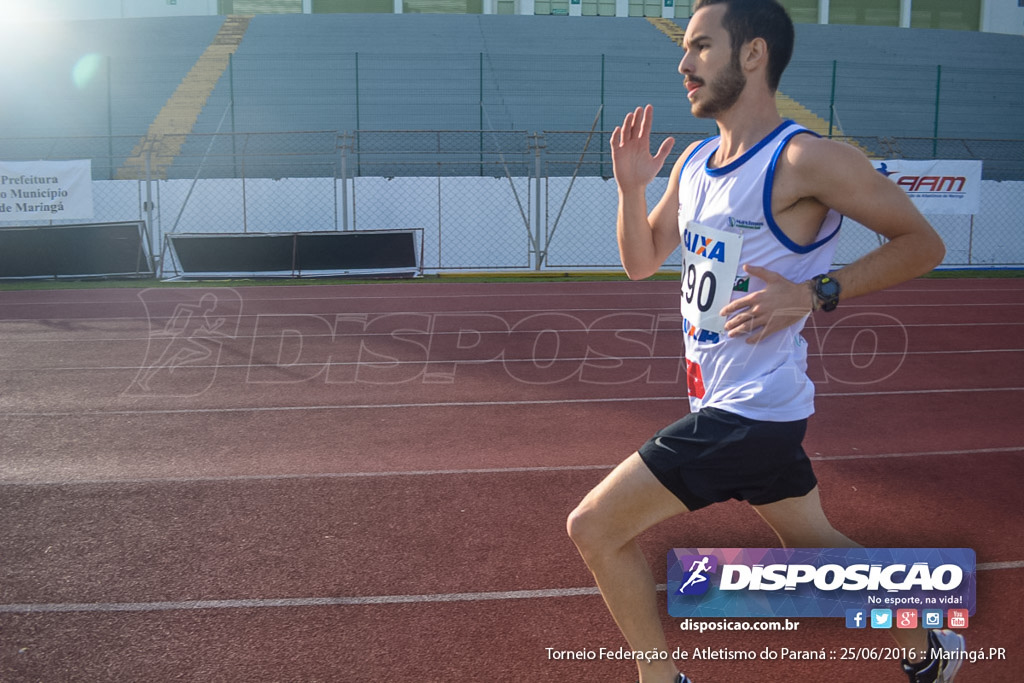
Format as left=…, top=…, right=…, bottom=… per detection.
left=118, top=16, right=252, bottom=180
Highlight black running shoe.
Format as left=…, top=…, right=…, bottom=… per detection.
left=901, top=629, right=966, bottom=683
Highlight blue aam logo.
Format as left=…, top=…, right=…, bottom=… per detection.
left=677, top=554, right=718, bottom=596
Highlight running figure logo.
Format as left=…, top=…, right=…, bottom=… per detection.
left=677, top=554, right=718, bottom=596
left=124, top=289, right=243, bottom=398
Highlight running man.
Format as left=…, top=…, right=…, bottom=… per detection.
left=566, top=2, right=963, bottom=682
left=677, top=557, right=711, bottom=593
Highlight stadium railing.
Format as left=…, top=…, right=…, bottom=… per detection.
left=1, top=130, right=1021, bottom=274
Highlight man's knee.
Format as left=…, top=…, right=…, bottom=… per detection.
left=565, top=502, right=590, bottom=546
left=566, top=500, right=605, bottom=559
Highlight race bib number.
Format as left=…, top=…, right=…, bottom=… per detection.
left=681, top=221, right=743, bottom=334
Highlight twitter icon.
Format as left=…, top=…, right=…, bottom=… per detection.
left=871, top=609, right=893, bottom=629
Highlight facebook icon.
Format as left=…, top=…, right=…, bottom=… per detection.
left=846, top=609, right=867, bottom=629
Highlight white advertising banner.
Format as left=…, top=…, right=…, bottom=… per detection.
left=873, top=159, right=982, bottom=215
left=0, top=160, right=94, bottom=221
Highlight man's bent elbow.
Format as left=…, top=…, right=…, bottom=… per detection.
left=928, top=233, right=946, bottom=270
left=622, top=264, right=656, bottom=281
left=917, top=231, right=946, bottom=275
left=898, top=226, right=945, bottom=279
left=624, top=268, right=651, bottom=281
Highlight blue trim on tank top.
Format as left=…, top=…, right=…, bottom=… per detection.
left=680, top=135, right=719, bottom=180
left=762, top=128, right=843, bottom=254
left=703, top=119, right=795, bottom=177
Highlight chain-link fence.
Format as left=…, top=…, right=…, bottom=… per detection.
left=200, top=51, right=1024, bottom=149
left=2, top=129, right=1022, bottom=274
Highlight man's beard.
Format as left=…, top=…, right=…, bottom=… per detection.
left=691, top=53, right=746, bottom=118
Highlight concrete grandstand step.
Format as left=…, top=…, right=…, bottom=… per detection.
left=117, top=15, right=252, bottom=180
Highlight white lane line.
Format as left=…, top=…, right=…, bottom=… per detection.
left=0, top=299, right=1022, bottom=325
left=812, top=446, right=1024, bottom=461
left=3, top=319, right=1024, bottom=347
left=2, top=562, right=1020, bottom=614
left=1, top=396, right=679, bottom=418
left=0, top=283, right=1019, bottom=307
left=2, top=386, right=1023, bottom=419
left=18, top=347, right=1024, bottom=374
left=0, top=464, right=614, bottom=487
left=19, top=348, right=1024, bottom=374
left=0, top=285, right=1020, bottom=309
left=977, top=561, right=1024, bottom=571
left=0, top=588, right=602, bottom=614
left=1, top=447, right=1019, bottom=488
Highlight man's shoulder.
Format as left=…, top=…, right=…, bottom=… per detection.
left=777, top=133, right=878, bottom=195
left=781, top=133, right=869, bottom=172
left=677, top=137, right=713, bottom=166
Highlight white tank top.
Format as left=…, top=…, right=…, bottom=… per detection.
left=677, top=120, right=841, bottom=421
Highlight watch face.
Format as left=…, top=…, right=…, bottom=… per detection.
left=814, top=276, right=840, bottom=311
left=818, top=278, right=840, bottom=298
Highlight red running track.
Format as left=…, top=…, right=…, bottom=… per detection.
left=1, top=278, right=1022, bottom=682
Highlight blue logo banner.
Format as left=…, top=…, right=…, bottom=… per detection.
left=667, top=548, right=976, bottom=619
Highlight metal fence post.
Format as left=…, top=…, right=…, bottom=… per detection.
left=828, top=59, right=837, bottom=139
left=480, top=52, right=484, bottom=177
left=339, top=133, right=349, bottom=231
left=437, top=131, right=443, bottom=267
left=241, top=134, right=248, bottom=233
left=533, top=133, right=544, bottom=271
left=144, top=141, right=156, bottom=269
left=933, top=64, right=942, bottom=158
left=600, top=53, right=607, bottom=177
left=355, top=53, right=362, bottom=177
left=230, top=53, right=238, bottom=177
left=107, top=56, right=114, bottom=180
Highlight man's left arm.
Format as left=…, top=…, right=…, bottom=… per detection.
left=722, top=137, right=946, bottom=343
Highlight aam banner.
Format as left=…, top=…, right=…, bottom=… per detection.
left=0, top=160, right=94, bottom=221
left=874, top=159, right=982, bottom=215
left=668, top=547, right=976, bottom=619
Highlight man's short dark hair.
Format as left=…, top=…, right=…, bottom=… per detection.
left=693, top=0, right=795, bottom=91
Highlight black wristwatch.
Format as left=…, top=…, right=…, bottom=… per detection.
left=810, top=274, right=841, bottom=312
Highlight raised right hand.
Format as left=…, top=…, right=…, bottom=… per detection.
left=610, top=104, right=675, bottom=194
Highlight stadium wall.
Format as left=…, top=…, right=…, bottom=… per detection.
left=44, top=176, right=1024, bottom=273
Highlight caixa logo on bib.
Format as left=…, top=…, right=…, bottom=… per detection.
left=667, top=548, right=976, bottom=619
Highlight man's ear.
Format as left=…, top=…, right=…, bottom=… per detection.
left=742, top=36, right=768, bottom=74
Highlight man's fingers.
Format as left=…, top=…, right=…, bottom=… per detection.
left=720, top=291, right=755, bottom=317
left=615, top=105, right=665, bottom=148
left=724, top=310, right=756, bottom=335
left=621, top=107, right=636, bottom=139
left=743, top=263, right=783, bottom=282
left=640, top=104, right=654, bottom=139
left=654, top=137, right=676, bottom=165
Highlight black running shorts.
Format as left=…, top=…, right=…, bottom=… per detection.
left=637, top=407, right=817, bottom=511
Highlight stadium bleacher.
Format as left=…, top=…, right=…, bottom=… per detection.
left=0, top=16, right=224, bottom=137
left=787, top=22, right=1024, bottom=140
left=2, top=13, right=1022, bottom=179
